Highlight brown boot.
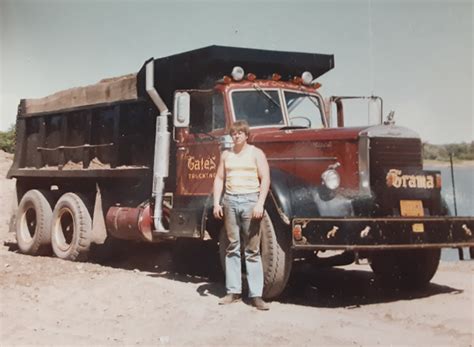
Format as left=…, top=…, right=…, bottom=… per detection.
left=219, top=294, right=241, bottom=305
left=252, top=297, right=269, bottom=311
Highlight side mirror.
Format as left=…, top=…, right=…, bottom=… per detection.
left=329, top=97, right=344, bottom=127
left=368, top=96, right=383, bottom=125
left=173, top=92, right=190, bottom=127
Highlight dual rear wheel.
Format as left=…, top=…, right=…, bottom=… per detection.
left=16, top=190, right=92, bottom=261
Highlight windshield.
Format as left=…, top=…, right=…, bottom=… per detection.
left=231, top=89, right=325, bottom=129
left=284, top=91, right=325, bottom=129
left=231, top=90, right=284, bottom=127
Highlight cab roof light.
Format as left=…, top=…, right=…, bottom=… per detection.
left=222, top=75, right=232, bottom=84
left=301, top=71, right=313, bottom=86
left=246, top=73, right=257, bottom=81
left=272, top=73, right=282, bottom=81
left=231, top=66, right=245, bottom=81
left=292, top=76, right=302, bottom=85
left=312, top=82, right=322, bottom=89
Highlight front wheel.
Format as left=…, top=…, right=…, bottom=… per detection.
left=219, top=210, right=292, bottom=299
left=370, top=248, right=441, bottom=289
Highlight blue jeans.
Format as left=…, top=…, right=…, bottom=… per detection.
left=223, top=192, right=263, bottom=298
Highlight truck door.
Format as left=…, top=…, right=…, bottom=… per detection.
left=175, top=91, right=226, bottom=196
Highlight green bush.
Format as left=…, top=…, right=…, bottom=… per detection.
left=423, top=141, right=474, bottom=161
left=0, top=125, right=15, bottom=153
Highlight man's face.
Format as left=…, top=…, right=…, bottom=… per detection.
left=230, top=130, right=248, bottom=145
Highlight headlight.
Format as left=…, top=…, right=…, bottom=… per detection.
left=321, top=169, right=340, bottom=190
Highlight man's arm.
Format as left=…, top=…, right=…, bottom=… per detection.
left=253, top=148, right=270, bottom=219
left=213, top=152, right=227, bottom=219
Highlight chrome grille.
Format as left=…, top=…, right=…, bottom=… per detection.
left=370, top=137, right=422, bottom=181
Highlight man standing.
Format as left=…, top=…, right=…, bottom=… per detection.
left=213, top=120, right=270, bottom=311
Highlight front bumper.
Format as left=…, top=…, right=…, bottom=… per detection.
left=292, top=216, right=474, bottom=250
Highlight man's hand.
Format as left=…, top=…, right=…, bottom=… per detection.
left=213, top=205, right=224, bottom=219
left=252, top=202, right=264, bottom=219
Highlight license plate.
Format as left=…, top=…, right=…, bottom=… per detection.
left=400, top=200, right=424, bottom=217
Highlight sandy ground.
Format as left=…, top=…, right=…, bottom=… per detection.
left=0, top=150, right=473, bottom=346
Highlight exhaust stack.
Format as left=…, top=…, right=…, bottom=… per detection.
left=145, top=60, right=170, bottom=233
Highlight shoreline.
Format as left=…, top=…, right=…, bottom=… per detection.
left=424, top=159, right=474, bottom=167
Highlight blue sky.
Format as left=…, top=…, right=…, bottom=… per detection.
left=0, top=0, right=472, bottom=144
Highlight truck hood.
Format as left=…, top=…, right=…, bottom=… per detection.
left=249, top=124, right=420, bottom=143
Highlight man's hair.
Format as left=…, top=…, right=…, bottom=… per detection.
left=229, top=120, right=250, bottom=136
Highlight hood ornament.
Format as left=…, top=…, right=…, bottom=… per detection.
left=384, top=110, right=396, bottom=125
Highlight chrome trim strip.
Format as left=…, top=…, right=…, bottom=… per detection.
left=359, top=124, right=419, bottom=139
left=358, top=135, right=371, bottom=196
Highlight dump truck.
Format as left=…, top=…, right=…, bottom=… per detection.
left=8, top=46, right=474, bottom=299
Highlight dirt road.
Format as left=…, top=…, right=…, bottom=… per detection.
left=0, top=150, right=472, bottom=346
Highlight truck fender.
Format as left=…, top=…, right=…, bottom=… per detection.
left=269, top=168, right=354, bottom=222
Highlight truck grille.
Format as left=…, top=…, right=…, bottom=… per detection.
left=370, top=137, right=422, bottom=182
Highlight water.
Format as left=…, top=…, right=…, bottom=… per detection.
left=425, top=165, right=474, bottom=261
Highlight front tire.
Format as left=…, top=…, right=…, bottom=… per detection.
left=370, top=248, right=441, bottom=289
left=261, top=210, right=293, bottom=299
left=16, top=189, right=53, bottom=255
left=51, top=193, right=92, bottom=261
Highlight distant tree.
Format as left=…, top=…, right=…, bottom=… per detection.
left=423, top=141, right=474, bottom=161
left=0, top=125, right=15, bottom=153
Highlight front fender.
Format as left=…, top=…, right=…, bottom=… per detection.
left=270, top=168, right=353, bottom=222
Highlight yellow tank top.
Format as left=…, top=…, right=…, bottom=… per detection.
left=224, top=145, right=260, bottom=194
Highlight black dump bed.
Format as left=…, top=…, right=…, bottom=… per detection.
left=8, top=46, right=334, bottom=179
left=137, top=45, right=334, bottom=108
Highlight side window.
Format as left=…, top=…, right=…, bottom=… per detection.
left=212, top=92, right=225, bottom=130
left=189, top=91, right=225, bottom=133
left=189, top=92, right=212, bottom=133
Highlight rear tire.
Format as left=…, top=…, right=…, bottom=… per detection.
left=51, top=193, right=92, bottom=261
left=15, top=189, right=53, bottom=255
left=370, top=248, right=441, bottom=289
left=218, top=210, right=292, bottom=300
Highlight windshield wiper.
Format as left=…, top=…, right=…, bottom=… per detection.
left=253, top=84, right=281, bottom=108
left=295, top=92, right=321, bottom=110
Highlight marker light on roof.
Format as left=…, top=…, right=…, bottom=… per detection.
left=272, top=73, right=282, bottom=81
left=292, top=76, right=302, bottom=84
left=246, top=73, right=257, bottom=81
left=301, top=71, right=313, bottom=86
left=231, top=66, right=245, bottom=81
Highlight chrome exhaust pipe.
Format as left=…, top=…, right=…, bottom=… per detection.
left=146, top=60, right=170, bottom=233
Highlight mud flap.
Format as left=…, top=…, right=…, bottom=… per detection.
left=91, top=184, right=107, bottom=244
